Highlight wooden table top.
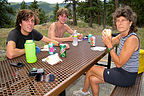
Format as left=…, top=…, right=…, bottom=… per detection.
left=0, top=35, right=107, bottom=96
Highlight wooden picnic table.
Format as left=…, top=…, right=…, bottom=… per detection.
left=0, top=35, right=107, bottom=96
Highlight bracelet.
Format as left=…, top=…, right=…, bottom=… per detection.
left=107, top=47, right=113, bottom=52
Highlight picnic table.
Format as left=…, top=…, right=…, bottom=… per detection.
left=0, top=35, right=107, bottom=96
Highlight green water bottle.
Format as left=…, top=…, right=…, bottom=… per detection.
left=24, top=40, right=37, bottom=63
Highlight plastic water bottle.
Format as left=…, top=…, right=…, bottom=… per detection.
left=24, top=40, right=37, bottom=63
left=72, top=30, right=78, bottom=46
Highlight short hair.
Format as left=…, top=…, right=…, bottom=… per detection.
left=57, top=8, right=69, bottom=19
left=15, top=9, right=40, bottom=30
left=112, top=6, right=137, bottom=33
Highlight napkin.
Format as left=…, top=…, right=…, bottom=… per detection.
left=91, top=46, right=106, bottom=51
left=41, top=45, right=49, bottom=51
left=78, top=39, right=83, bottom=41
left=42, top=53, right=62, bottom=65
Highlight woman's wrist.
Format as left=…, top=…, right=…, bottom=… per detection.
left=107, top=47, right=113, bottom=52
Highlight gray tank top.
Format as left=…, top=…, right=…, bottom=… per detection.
left=118, top=32, right=140, bottom=72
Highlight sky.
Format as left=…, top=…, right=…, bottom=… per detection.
left=8, top=0, right=85, bottom=4
left=8, top=0, right=65, bottom=4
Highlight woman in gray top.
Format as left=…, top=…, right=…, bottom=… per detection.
left=73, top=6, right=140, bottom=96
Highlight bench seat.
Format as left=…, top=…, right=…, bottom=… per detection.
left=110, top=73, right=143, bottom=96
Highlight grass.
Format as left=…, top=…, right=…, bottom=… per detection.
left=0, top=22, right=144, bottom=61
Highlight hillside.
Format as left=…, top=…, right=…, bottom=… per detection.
left=9, top=1, right=66, bottom=15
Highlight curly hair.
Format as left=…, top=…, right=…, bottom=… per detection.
left=112, top=6, right=137, bottom=33
left=57, top=8, right=69, bottom=20
left=15, top=9, right=40, bottom=30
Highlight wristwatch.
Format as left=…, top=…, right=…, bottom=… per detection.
left=107, top=47, right=113, bottom=52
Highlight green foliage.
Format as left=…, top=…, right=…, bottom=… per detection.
left=0, top=0, right=15, bottom=28
left=52, top=3, right=59, bottom=22
left=77, top=0, right=103, bottom=24
left=20, top=1, right=28, bottom=9
left=137, top=28, right=144, bottom=49
left=20, top=0, right=48, bottom=24
left=119, top=0, right=144, bottom=27
left=28, top=0, right=39, bottom=10
left=39, top=9, right=49, bottom=24
left=105, top=1, right=115, bottom=26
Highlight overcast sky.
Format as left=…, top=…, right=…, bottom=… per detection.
left=8, top=0, right=85, bottom=4
left=8, top=0, right=65, bottom=4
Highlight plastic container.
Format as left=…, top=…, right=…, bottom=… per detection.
left=72, top=30, right=78, bottom=46
left=24, top=40, right=37, bottom=63
left=138, top=49, right=144, bottom=74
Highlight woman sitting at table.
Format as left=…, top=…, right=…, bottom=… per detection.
left=73, top=6, right=140, bottom=96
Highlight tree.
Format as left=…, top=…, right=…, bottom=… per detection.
left=0, top=0, right=15, bottom=28
left=53, top=3, right=59, bottom=22
left=77, top=0, right=103, bottom=26
left=28, top=0, right=39, bottom=11
left=119, top=0, right=144, bottom=27
left=89, top=0, right=93, bottom=27
left=64, top=0, right=78, bottom=26
left=115, top=0, right=119, bottom=9
left=103, top=0, right=106, bottom=29
left=112, top=0, right=119, bottom=30
left=77, top=1, right=89, bottom=22
left=20, top=0, right=28, bottom=9
left=28, top=0, right=48, bottom=24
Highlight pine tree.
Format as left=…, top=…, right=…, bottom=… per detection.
left=0, top=0, right=15, bottom=28
left=28, top=0, right=48, bottom=24
left=53, top=3, right=59, bottom=22
left=20, top=0, right=28, bottom=9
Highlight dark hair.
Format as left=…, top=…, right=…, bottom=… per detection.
left=15, top=9, right=40, bottom=30
left=57, top=8, right=69, bottom=20
left=112, top=6, right=137, bottom=33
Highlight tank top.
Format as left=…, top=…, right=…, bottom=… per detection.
left=118, top=32, right=140, bottom=72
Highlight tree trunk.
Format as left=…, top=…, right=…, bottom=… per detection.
left=103, top=0, right=106, bottom=29
left=98, top=12, right=100, bottom=25
left=89, top=0, right=93, bottom=27
left=73, top=0, right=77, bottom=26
left=115, top=0, right=119, bottom=9
left=112, top=0, right=119, bottom=30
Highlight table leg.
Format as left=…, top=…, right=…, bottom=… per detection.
left=107, top=53, right=111, bottom=69
left=58, top=90, right=65, bottom=96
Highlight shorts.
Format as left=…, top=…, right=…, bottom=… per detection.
left=103, top=67, right=137, bottom=87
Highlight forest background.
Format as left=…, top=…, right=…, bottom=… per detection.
left=0, top=0, right=144, bottom=60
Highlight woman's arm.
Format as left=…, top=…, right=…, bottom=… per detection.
left=110, top=35, right=139, bottom=67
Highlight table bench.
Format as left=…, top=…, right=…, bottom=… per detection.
left=110, top=72, right=143, bottom=96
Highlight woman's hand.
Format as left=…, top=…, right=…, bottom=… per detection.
left=102, top=30, right=113, bottom=48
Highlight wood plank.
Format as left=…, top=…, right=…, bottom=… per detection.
left=110, top=73, right=143, bottom=96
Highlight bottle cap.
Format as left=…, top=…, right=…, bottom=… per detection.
left=26, top=40, right=33, bottom=43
